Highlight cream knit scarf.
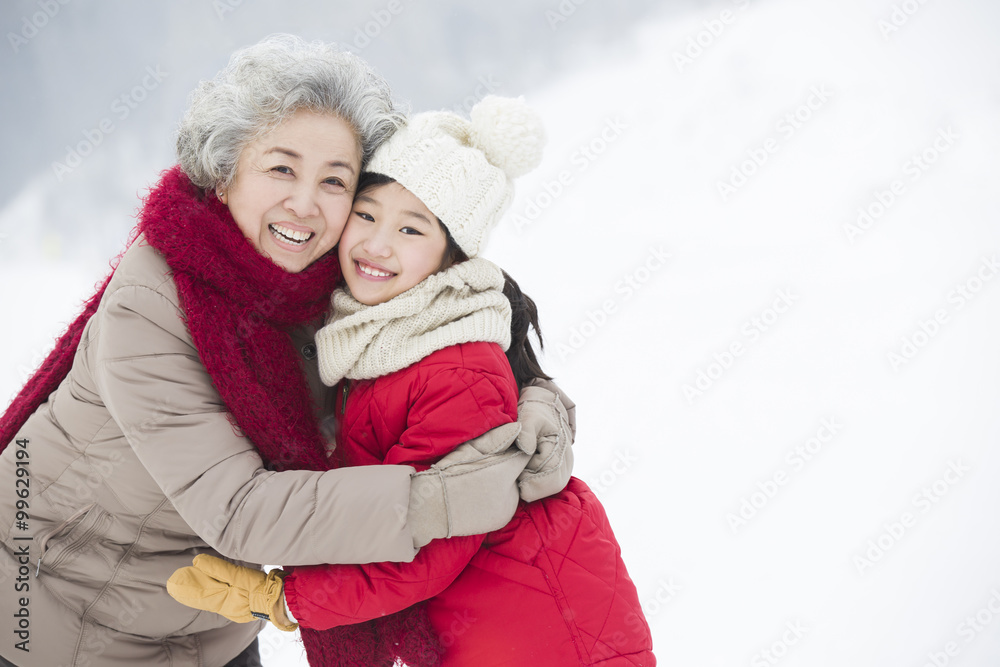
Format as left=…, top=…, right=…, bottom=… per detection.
left=316, top=257, right=511, bottom=386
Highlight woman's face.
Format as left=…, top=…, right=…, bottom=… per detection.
left=339, top=181, right=448, bottom=305
left=219, top=108, right=362, bottom=273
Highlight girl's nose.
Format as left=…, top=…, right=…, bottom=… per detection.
left=361, top=223, right=392, bottom=257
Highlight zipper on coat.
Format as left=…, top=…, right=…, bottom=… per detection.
left=36, top=502, right=96, bottom=576
left=340, top=380, right=351, bottom=416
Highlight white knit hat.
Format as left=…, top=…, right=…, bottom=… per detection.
left=366, top=95, right=546, bottom=257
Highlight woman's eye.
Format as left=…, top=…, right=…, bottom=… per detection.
left=324, top=177, right=346, bottom=188
left=271, top=165, right=293, bottom=175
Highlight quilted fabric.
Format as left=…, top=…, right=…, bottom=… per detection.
left=283, top=341, right=655, bottom=665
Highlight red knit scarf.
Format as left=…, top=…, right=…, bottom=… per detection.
left=0, top=165, right=336, bottom=469
left=1, top=165, right=443, bottom=666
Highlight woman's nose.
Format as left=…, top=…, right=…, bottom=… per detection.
left=283, top=183, right=320, bottom=219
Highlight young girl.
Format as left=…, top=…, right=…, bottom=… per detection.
left=169, top=96, right=655, bottom=666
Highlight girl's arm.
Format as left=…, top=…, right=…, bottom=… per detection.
left=283, top=356, right=518, bottom=629
left=284, top=532, right=486, bottom=628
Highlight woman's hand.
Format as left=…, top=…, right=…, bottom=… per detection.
left=407, top=422, right=526, bottom=547
left=166, top=554, right=297, bottom=631
left=406, top=379, right=577, bottom=547
left=515, top=378, right=576, bottom=502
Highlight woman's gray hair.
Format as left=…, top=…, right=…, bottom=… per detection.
left=176, top=34, right=407, bottom=191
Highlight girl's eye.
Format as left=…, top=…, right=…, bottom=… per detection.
left=354, top=211, right=374, bottom=222
left=400, top=227, right=423, bottom=236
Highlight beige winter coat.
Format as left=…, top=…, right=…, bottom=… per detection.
left=0, top=240, right=420, bottom=666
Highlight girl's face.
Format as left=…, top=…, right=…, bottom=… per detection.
left=339, top=181, right=449, bottom=305
left=219, top=108, right=362, bottom=274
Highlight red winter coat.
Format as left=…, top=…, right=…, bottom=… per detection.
left=283, top=342, right=655, bottom=666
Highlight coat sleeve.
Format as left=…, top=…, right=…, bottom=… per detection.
left=284, top=532, right=486, bottom=628
left=91, top=283, right=418, bottom=566
left=283, top=360, right=518, bottom=628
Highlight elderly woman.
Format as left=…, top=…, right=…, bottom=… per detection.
left=0, top=35, right=573, bottom=667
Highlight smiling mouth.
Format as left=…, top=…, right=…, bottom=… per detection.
left=356, top=260, right=395, bottom=279
left=269, top=223, right=314, bottom=246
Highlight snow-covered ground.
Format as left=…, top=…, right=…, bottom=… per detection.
left=4, top=0, right=1000, bottom=665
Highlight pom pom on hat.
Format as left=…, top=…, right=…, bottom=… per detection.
left=470, top=96, right=546, bottom=178
left=365, top=95, right=547, bottom=258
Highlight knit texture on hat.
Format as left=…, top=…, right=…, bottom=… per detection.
left=316, top=257, right=511, bottom=386
left=366, top=95, right=546, bottom=258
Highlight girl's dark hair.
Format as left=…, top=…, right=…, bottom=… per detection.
left=356, top=170, right=396, bottom=196
left=355, top=171, right=553, bottom=390
left=436, top=234, right=552, bottom=391
left=499, top=269, right=553, bottom=391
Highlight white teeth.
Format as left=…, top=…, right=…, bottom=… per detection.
left=269, top=224, right=314, bottom=245
left=358, top=262, right=392, bottom=278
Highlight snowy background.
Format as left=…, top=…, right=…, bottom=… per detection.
left=3, top=0, right=1000, bottom=665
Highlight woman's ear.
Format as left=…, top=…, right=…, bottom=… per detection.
left=216, top=187, right=228, bottom=204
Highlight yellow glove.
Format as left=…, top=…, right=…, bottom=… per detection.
left=166, top=554, right=297, bottom=631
